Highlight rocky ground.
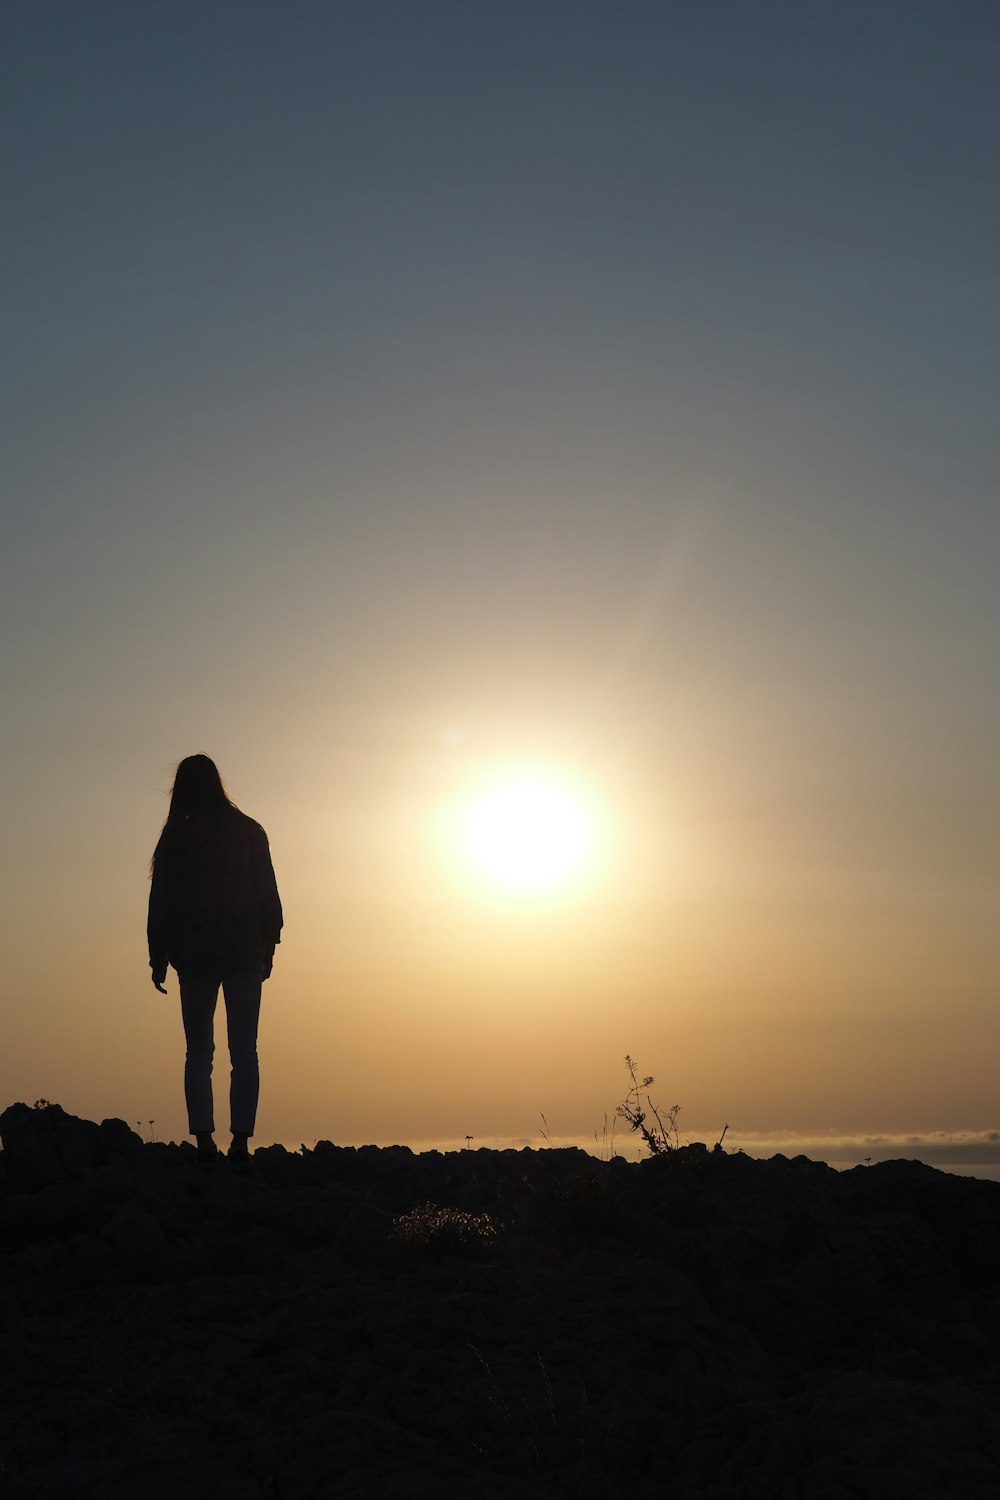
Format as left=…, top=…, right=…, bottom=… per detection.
left=3, top=1102, right=1000, bottom=1499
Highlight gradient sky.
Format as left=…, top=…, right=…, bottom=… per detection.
left=3, top=1, right=999, bottom=1167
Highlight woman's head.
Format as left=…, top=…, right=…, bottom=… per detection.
left=167, top=754, right=237, bottom=820
left=151, top=755, right=242, bottom=872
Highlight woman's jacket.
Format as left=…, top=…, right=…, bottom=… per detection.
left=148, top=810, right=283, bottom=982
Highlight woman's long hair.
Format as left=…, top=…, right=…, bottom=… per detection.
left=150, top=754, right=242, bottom=872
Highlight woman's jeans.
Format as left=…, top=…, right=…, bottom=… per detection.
left=180, top=973, right=262, bottom=1136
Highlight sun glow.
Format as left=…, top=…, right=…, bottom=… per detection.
left=459, top=773, right=596, bottom=896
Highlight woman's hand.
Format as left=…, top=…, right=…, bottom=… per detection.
left=151, top=964, right=168, bottom=994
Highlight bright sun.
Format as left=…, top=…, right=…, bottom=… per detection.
left=460, top=774, right=596, bottom=895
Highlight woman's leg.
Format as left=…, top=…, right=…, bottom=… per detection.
left=179, top=978, right=220, bottom=1136
left=222, top=973, right=262, bottom=1139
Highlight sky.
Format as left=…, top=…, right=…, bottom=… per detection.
left=2, top=1, right=999, bottom=1171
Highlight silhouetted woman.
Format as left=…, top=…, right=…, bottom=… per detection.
left=148, top=755, right=283, bottom=1161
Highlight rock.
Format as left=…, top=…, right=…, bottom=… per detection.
left=3, top=1105, right=1000, bottom=1496
left=0, top=1102, right=143, bottom=1189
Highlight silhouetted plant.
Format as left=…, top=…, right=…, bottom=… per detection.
left=593, top=1111, right=616, bottom=1161
left=615, top=1055, right=680, bottom=1156
left=468, top=1343, right=601, bottom=1485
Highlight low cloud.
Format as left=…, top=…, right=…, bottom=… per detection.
left=697, top=1129, right=1000, bottom=1174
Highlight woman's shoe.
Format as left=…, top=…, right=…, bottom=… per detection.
left=194, top=1128, right=217, bottom=1164
left=228, top=1130, right=250, bottom=1160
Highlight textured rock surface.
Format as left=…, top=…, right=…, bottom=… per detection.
left=3, top=1102, right=1000, bottom=1497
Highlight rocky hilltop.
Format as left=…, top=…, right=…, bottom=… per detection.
left=3, top=1101, right=1000, bottom=1498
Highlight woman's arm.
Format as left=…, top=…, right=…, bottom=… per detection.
left=147, top=860, right=171, bottom=991
left=252, top=827, right=283, bottom=975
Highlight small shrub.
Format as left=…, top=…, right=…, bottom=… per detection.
left=391, top=1201, right=497, bottom=1258
left=615, top=1055, right=680, bottom=1156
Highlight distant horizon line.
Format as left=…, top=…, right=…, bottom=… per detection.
left=302, top=1128, right=1000, bottom=1170
left=6, top=1109, right=1000, bottom=1180
left=251, top=1127, right=1000, bottom=1179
